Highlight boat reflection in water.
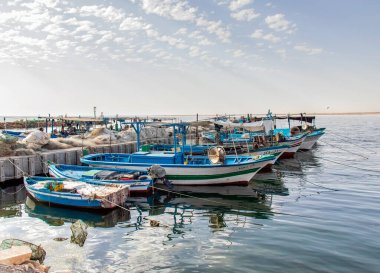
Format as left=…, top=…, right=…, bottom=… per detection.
left=25, top=197, right=131, bottom=228
left=250, top=171, right=289, bottom=196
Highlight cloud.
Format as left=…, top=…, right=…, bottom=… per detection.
left=229, top=0, right=253, bottom=11
left=231, top=8, right=260, bottom=21
left=120, top=16, right=151, bottom=31
left=250, top=29, right=280, bottom=43
left=265, top=13, right=294, bottom=32
left=232, top=49, right=245, bottom=57
left=136, top=0, right=230, bottom=42
left=195, top=17, right=230, bottom=42
left=79, top=5, right=125, bottom=22
left=294, top=45, right=323, bottom=55
left=140, top=0, right=197, bottom=21
left=276, top=49, right=287, bottom=59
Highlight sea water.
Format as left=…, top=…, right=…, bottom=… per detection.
left=1, top=115, right=379, bottom=273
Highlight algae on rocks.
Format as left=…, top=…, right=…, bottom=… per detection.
left=0, top=239, right=46, bottom=264
left=70, top=220, right=88, bottom=247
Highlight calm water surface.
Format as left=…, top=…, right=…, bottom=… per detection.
left=1, top=116, right=379, bottom=273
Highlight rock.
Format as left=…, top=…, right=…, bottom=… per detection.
left=0, top=260, right=48, bottom=273
left=52, top=238, right=68, bottom=242
left=0, top=239, right=46, bottom=264
left=20, top=261, right=49, bottom=273
left=0, top=246, right=32, bottom=265
left=150, top=220, right=160, bottom=227
left=70, top=220, right=88, bottom=247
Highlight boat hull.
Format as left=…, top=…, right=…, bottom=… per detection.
left=24, top=177, right=129, bottom=209
left=48, top=164, right=152, bottom=196
left=300, top=131, right=324, bottom=150
left=280, top=135, right=307, bottom=159
left=81, top=155, right=273, bottom=186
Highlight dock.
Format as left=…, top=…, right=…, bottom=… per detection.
left=0, top=139, right=171, bottom=183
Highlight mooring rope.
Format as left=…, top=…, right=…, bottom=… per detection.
left=150, top=185, right=325, bottom=220
left=327, top=131, right=377, bottom=154
left=298, top=176, right=339, bottom=191
left=7, top=158, right=28, bottom=176
left=0, top=185, right=25, bottom=195
left=100, top=197, right=132, bottom=212
left=316, top=157, right=380, bottom=175
left=319, top=140, right=369, bottom=159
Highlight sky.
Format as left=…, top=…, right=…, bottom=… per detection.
left=0, top=0, right=379, bottom=116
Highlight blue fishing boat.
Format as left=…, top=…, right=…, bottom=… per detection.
left=2, top=130, right=26, bottom=139
left=48, top=164, right=154, bottom=195
left=145, top=143, right=289, bottom=168
left=80, top=150, right=276, bottom=186
left=24, top=176, right=130, bottom=210
left=25, top=197, right=130, bottom=228
left=273, top=114, right=325, bottom=151
left=88, top=121, right=276, bottom=186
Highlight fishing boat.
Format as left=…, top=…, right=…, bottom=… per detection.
left=300, top=129, right=325, bottom=150
left=80, top=149, right=276, bottom=186
left=1, top=130, right=26, bottom=139
left=25, top=197, right=130, bottom=228
left=273, top=114, right=325, bottom=151
left=24, top=176, right=129, bottom=209
left=48, top=164, right=154, bottom=195
left=276, top=133, right=307, bottom=159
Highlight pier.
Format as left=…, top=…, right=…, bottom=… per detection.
left=0, top=139, right=171, bottom=183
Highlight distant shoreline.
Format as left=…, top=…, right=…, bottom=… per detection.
left=1, top=112, right=379, bottom=119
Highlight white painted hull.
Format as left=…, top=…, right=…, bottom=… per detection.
left=90, top=160, right=270, bottom=186
left=249, top=147, right=288, bottom=164
left=280, top=136, right=306, bottom=158
left=300, top=134, right=323, bottom=150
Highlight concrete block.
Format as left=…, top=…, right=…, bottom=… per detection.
left=0, top=160, right=5, bottom=182
left=76, top=150, right=82, bottom=165
left=13, top=158, right=23, bottom=179
left=28, top=157, right=35, bottom=176
left=0, top=246, right=32, bottom=265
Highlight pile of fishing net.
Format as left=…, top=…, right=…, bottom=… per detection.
left=117, top=127, right=169, bottom=142
left=0, top=134, right=35, bottom=157
left=22, top=130, right=50, bottom=150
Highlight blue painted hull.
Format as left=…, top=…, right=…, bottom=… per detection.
left=48, top=164, right=153, bottom=195
left=24, top=176, right=129, bottom=210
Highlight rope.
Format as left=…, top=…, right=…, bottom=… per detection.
left=316, top=157, right=380, bottom=175
left=153, top=186, right=239, bottom=207
left=319, top=140, right=369, bottom=159
left=100, top=197, right=132, bottom=212
left=7, top=159, right=28, bottom=176
left=298, top=176, right=339, bottom=191
left=328, top=131, right=377, bottom=154
left=0, top=185, right=25, bottom=195
left=151, top=185, right=324, bottom=219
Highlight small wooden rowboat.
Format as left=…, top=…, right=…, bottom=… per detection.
left=48, top=164, right=153, bottom=195
left=24, top=176, right=129, bottom=210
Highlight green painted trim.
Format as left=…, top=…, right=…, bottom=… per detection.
left=166, top=167, right=260, bottom=180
